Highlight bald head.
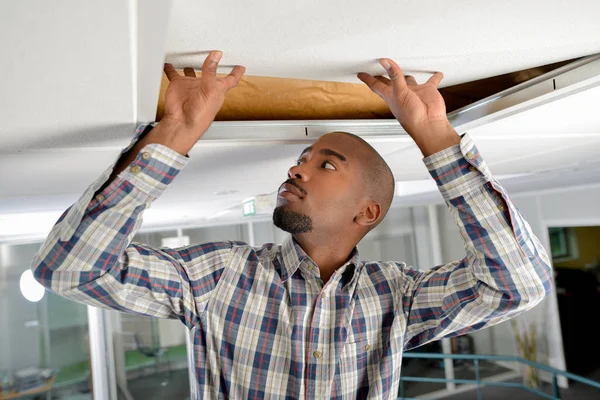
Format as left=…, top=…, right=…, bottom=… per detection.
left=333, top=132, right=395, bottom=231
left=275, top=131, right=396, bottom=242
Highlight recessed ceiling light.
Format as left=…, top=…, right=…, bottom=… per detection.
left=215, top=190, right=239, bottom=196
left=209, top=210, right=232, bottom=220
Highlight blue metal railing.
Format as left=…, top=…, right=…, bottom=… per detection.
left=398, top=352, right=600, bottom=400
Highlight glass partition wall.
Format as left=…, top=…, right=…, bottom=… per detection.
left=0, top=242, right=93, bottom=399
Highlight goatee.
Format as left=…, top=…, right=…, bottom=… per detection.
left=273, top=206, right=313, bottom=234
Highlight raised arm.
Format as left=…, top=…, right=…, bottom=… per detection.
left=401, top=139, right=553, bottom=349
left=32, top=52, right=246, bottom=328
left=359, top=59, right=553, bottom=349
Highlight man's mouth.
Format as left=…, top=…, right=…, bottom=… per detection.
left=278, top=182, right=305, bottom=199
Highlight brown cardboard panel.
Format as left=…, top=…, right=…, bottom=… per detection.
left=156, top=73, right=394, bottom=121
left=155, top=59, right=575, bottom=122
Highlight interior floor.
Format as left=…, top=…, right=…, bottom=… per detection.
left=441, top=367, right=600, bottom=400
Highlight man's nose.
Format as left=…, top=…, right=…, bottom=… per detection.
left=287, top=164, right=308, bottom=181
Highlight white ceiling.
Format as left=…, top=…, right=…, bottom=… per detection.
left=2, top=1, right=600, bottom=241
left=165, top=0, right=600, bottom=85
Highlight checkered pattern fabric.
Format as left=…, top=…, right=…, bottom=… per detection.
left=32, top=124, right=553, bottom=399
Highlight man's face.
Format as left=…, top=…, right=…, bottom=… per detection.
left=273, top=133, right=366, bottom=236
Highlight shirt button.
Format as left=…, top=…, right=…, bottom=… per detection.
left=498, top=204, right=505, bottom=212
left=141, top=152, right=151, bottom=160
left=95, top=194, right=104, bottom=202
left=466, top=151, right=474, bottom=159
left=131, top=165, right=142, bottom=174
left=313, top=350, right=322, bottom=359
left=468, top=165, right=477, bottom=172
left=364, top=344, right=371, bottom=351
left=322, top=292, right=327, bottom=299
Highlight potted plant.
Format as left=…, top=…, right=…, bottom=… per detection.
left=511, top=319, right=540, bottom=388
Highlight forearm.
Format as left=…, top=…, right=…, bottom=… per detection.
left=407, top=119, right=461, bottom=157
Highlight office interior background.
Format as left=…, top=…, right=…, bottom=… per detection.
left=2, top=192, right=600, bottom=399
left=2, top=1, right=600, bottom=399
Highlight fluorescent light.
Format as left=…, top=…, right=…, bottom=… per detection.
left=395, top=179, right=438, bottom=197
left=0, top=212, right=62, bottom=238
left=161, top=236, right=190, bottom=248
left=395, top=174, right=531, bottom=197
left=209, top=209, right=232, bottom=220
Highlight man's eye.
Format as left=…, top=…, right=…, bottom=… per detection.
left=295, top=158, right=335, bottom=170
left=323, top=161, right=336, bottom=170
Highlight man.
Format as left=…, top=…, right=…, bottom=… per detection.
left=32, top=51, right=553, bottom=399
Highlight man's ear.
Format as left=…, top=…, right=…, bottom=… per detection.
left=355, top=202, right=381, bottom=228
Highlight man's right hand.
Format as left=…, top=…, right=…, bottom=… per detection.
left=155, top=51, right=246, bottom=155
left=99, top=51, right=245, bottom=189
left=162, top=51, right=246, bottom=135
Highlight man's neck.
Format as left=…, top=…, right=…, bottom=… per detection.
left=293, top=234, right=356, bottom=284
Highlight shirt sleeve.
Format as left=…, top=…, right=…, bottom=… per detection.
left=400, top=133, right=554, bottom=351
left=31, top=123, right=233, bottom=329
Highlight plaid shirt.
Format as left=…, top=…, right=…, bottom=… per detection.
left=32, top=123, right=553, bottom=399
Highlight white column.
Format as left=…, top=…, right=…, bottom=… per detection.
left=87, top=306, right=118, bottom=400
left=112, top=312, right=134, bottom=400
left=39, top=295, right=51, bottom=367
left=247, top=221, right=256, bottom=246
left=186, top=327, right=197, bottom=398
left=428, top=205, right=456, bottom=391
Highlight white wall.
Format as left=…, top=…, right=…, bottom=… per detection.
left=183, top=225, right=247, bottom=244
left=358, top=206, right=431, bottom=268
left=251, top=220, right=289, bottom=246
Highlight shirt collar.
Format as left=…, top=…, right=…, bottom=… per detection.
left=280, top=235, right=362, bottom=285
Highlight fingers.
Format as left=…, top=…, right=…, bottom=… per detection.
left=222, top=65, right=247, bottom=90
left=357, top=72, right=389, bottom=98
left=164, top=63, right=180, bottom=81
left=202, top=50, right=223, bottom=80
left=426, top=71, right=444, bottom=87
left=374, top=75, right=391, bottom=85
left=183, top=67, right=197, bottom=78
left=380, top=58, right=407, bottom=90
left=405, top=75, right=417, bottom=86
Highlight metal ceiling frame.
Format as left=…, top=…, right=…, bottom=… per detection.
left=195, top=53, right=600, bottom=145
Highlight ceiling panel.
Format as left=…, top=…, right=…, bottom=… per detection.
left=3, top=1, right=600, bottom=240
left=164, top=0, right=600, bottom=85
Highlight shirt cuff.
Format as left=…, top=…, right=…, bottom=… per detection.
left=423, top=133, right=492, bottom=201
left=115, top=141, right=189, bottom=200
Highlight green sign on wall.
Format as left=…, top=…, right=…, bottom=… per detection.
left=243, top=199, right=256, bottom=216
